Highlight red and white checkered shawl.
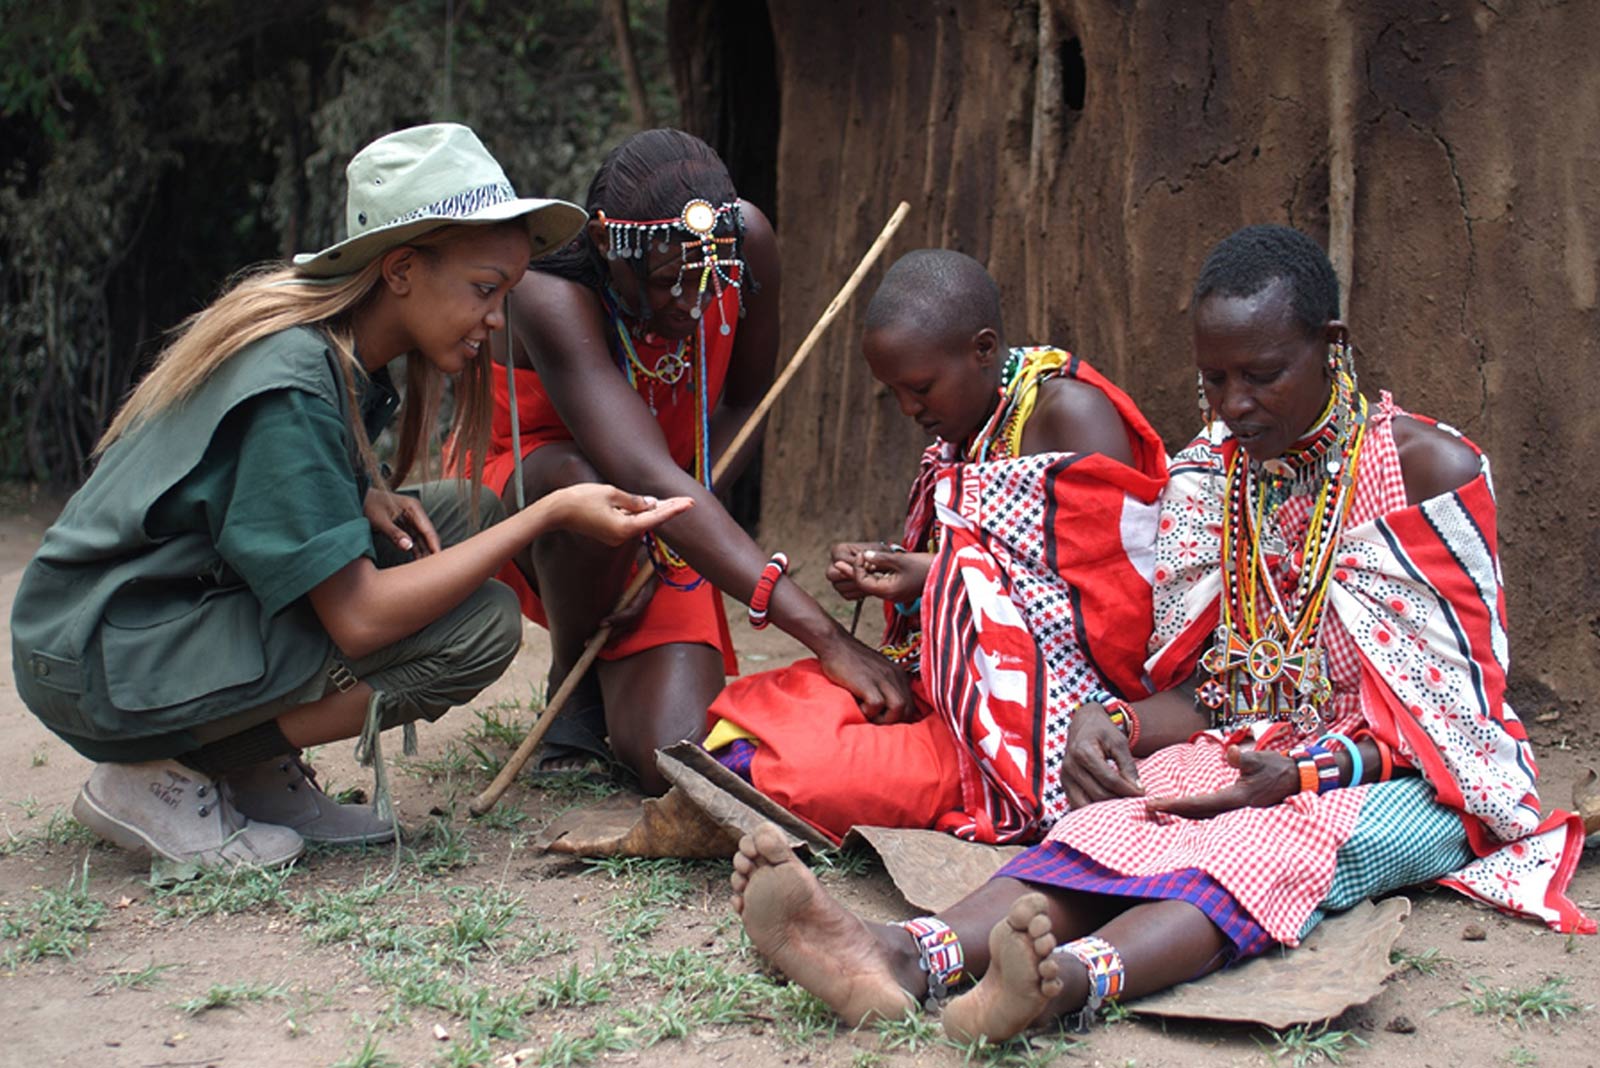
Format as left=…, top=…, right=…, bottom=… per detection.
left=914, top=357, right=1168, bottom=843
left=1144, top=395, right=1592, bottom=935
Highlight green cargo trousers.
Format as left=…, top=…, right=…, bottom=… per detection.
left=192, top=481, right=522, bottom=744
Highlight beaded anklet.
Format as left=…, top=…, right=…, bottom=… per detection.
left=1054, top=934, right=1125, bottom=1030
left=899, top=916, right=965, bottom=1008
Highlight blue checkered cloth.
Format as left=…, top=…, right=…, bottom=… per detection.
left=1298, top=776, right=1473, bottom=938
left=996, top=844, right=1275, bottom=960
left=714, top=739, right=757, bottom=783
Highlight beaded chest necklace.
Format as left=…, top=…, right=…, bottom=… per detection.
left=600, top=288, right=712, bottom=591
left=1196, top=370, right=1369, bottom=733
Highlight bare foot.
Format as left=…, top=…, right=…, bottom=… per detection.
left=731, top=822, right=919, bottom=1026
left=942, top=892, right=1068, bottom=1042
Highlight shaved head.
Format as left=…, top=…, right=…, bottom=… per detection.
left=864, top=249, right=1002, bottom=347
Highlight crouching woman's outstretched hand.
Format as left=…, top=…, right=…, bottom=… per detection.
left=538, top=485, right=694, bottom=545
left=308, top=485, right=691, bottom=660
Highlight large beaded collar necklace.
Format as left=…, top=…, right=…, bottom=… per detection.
left=1197, top=368, right=1369, bottom=733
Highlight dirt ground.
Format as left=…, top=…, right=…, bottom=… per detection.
left=2, top=492, right=1598, bottom=1068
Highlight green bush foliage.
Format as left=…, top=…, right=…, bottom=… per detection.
left=0, top=0, right=673, bottom=484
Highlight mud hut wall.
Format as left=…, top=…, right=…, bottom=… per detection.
left=753, top=0, right=1599, bottom=707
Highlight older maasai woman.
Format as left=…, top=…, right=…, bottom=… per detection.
left=728, top=224, right=1591, bottom=1040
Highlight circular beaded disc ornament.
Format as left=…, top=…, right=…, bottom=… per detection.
left=681, top=199, right=717, bottom=236
left=1246, top=637, right=1286, bottom=683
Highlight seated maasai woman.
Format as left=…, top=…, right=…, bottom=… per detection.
left=705, top=250, right=1167, bottom=844
left=459, top=130, right=908, bottom=792
left=728, top=224, right=1592, bottom=1040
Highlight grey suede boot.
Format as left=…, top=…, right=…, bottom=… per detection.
left=72, top=759, right=304, bottom=869
left=225, top=754, right=396, bottom=845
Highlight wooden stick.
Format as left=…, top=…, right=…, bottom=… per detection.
left=470, top=200, right=911, bottom=816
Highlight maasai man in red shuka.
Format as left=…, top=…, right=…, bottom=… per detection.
left=705, top=249, right=1168, bottom=844
left=725, top=225, right=1590, bottom=1045
left=451, top=130, right=910, bottom=793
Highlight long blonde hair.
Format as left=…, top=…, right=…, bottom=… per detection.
left=97, top=227, right=495, bottom=495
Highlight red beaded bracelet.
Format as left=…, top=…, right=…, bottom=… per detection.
left=748, top=552, right=789, bottom=630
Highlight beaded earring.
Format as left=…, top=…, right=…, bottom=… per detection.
left=1328, top=337, right=1359, bottom=392
left=1196, top=371, right=1214, bottom=431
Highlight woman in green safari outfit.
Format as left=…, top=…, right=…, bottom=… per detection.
left=10, top=123, right=692, bottom=871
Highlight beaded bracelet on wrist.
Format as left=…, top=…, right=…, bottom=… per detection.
left=1310, top=743, right=1341, bottom=794
left=1081, top=691, right=1141, bottom=749
left=1318, top=732, right=1364, bottom=788
left=1290, top=742, right=1341, bottom=794
left=1295, top=753, right=1319, bottom=794
left=748, top=552, right=789, bottom=630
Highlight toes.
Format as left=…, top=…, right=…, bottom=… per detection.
left=1026, top=912, right=1052, bottom=940
left=1031, top=931, right=1056, bottom=958
left=731, top=892, right=745, bottom=915
left=1006, top=891, right=1050, bottom=933
left=730, top=868, right=749, bottom=894
left=733, top=850, right=754, bottom=876
left=1040, top=975, right=1065, bottom=999
left=750, top=822, right=794, bottom=864
left=737, top=832, right=760, bottom=861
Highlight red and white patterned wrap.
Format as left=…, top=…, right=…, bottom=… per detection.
left=1066, top=394, right=1592, bottom=938
left=919, top=358, right=1168, bottom=843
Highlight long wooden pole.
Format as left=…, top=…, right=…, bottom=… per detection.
left=470, top=200, right=911, bottom=815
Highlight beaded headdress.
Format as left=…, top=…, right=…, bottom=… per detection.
left=597, top=198, right=746, bottom=332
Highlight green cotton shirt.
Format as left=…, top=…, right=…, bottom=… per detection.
left=145, top=366, right=400, bottom=617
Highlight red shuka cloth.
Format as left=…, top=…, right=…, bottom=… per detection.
left=708, top=353, right=1168, bottom=843
left=470, top=285, right=741, bottom=670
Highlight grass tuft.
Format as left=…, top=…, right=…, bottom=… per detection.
left=1257, top=1022, right=1368, bottom=1066
left=1390, top=945, right=1449, bottom=976
left=1446, top=976, right=1588, bottom=1028
left=1, top=859, right=107, bottom=963
left=149, top=860, right=296, bottom=920
left=175, top=980, right=289, bottom=1015
left=100, top=961, right=179, bottom=991
left=873, top=1007, right=944, bottom=1053
left=331, top=1033, right=401, bottom=1068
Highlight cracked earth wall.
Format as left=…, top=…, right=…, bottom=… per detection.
left=722, top=1, right=1600, bottom=710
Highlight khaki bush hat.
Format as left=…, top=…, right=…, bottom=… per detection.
left=292, top=122, right=586, bottom=277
